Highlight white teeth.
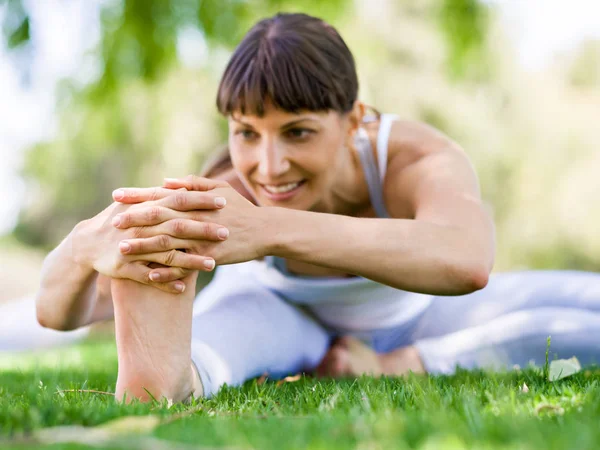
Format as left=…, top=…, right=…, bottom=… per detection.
left=263, top=181, right=302, bottom=194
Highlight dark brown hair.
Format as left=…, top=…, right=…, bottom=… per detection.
left=216, top=13, right=359, bottom=116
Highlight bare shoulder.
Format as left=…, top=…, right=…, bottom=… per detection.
left=382, top=119, right=462, bottom=167
left=367, top=118, right=481, bottom=219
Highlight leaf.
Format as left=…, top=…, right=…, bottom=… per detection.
left=548, top=357, right=581, bottom=381
left=32, top=415, right=162, bottom=445
left=276, top=374, right=302, bottom=387
left=98, top=415, right=162, bottom=434
left=534, top=403, right=565, bottom=416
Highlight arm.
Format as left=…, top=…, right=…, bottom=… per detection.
left=35, top=221, right=114, bottom=331
left=265, top=124, right=494, bottom=295
left=266, top=153, right=493, bottom=295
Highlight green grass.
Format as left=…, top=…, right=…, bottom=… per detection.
left=2, top=339, right=600, bottom=449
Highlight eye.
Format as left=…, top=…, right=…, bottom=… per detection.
left=285, top=128, right=314, bottom=140
left=235, top=129, right=258, bottom=140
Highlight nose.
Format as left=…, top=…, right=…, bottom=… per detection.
left=257, top=139, right=290, bottom=178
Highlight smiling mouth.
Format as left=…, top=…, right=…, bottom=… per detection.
left=261, top=180, right=306, bottom=194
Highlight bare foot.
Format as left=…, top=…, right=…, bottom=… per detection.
left=111, top=273, right=202, bottom=403
left=315, top=336, right=425, bottom=378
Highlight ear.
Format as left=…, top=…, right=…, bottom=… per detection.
left=345, top=100, right=366, bottom=143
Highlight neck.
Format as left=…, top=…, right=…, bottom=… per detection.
left=312, top=140, right=370, bottom=216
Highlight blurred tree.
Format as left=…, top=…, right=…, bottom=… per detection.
left=436, top=0, right=492, bottom=81
left=568, top=40, right=600, bottom=88
left=1, top=0, right=29, bottom=49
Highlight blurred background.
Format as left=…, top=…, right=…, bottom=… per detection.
left=1, top=0, right=599, bottom=303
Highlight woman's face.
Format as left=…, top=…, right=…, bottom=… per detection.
left=228, top=101, right=356, bottom=211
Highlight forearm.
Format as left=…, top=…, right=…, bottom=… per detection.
left=35, top=220, right=105, bottom=330
left=266, top=208, right=493, bottom=295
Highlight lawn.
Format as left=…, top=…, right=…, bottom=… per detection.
left=1, top=338, right=600, bottom=449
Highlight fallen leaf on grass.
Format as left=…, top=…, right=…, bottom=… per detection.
left=7, top=413, right=237, bottom=449
left=56, top=389, right=115, bottom=396
left=534, top=403, right=565, bottom=416
left=98, top=415, right=162, bottom=434
left=276, top=374, right=302, bottom=386
left=548, top=357, right=581, bottom=381
left=33, top=415, right=161, bottom=445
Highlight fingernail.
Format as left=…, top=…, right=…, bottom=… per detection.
left=164, top=178, right=179, bottom=185
left=175, top=282, right=185, bottom=293
left=112, top=215, right=122, bottom=227
left=149, top=272, right=160, bottom=281
left=217, top=228, right=229, bottom=239
left=204, top=259, right=215, bottom=270
left=214, top=197, right=226, bottom=207
left=112, top=189, right=124, bottom=200
left=119, top=241, right=131, bottom=253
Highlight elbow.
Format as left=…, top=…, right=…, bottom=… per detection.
left=452, top=261, right=491, bottom=295
left=35, top=298, right=78, bottom=332
left=465, top=264, right=490, bottom=292
left=455, top=239, right=494, bottom=294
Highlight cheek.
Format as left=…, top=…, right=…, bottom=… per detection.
left=229, top=145, right=253, bottom=175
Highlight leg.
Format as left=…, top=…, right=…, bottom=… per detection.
left=111, top=273, right=199, bottom=403
left=321, top=270, right=600, bottom=377
left=189, top=264, right=331, bottom=397
left=315, top=335, right=425, bottom=377
left=0, top=296, right=90, bottom=352
left=412, top=270, right=600, bottom=373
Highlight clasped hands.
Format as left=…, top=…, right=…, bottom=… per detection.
left=105, top=175, right=269, bottom=292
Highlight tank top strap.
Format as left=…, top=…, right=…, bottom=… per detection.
left=376, top=113, right=399, bottom=184
left=355, top=113, right=398, bottom=218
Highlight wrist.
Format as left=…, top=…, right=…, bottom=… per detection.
left=260, top=206, right=298, bottom=258
left=70, top=218, right=98, bottom=270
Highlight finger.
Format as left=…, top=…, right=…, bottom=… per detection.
left=112, top=187, right=187, bottom=204
left=148, top=267, right=193, bottom=283
left=112, top=205, right=177, bottom=229
left=163, top=175, right=228, bottom=191
left=158, top=190, right=227, bottom=212
left=119, top=263, right=187, bottom=294
left=120, top=235, right=193, bottom=255
left=140, top=249, right=216, bottom=272
left=127, top=220, right=229, bottom=241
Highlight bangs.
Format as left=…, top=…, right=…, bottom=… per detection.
left=216, top=20, right=357, bottom=117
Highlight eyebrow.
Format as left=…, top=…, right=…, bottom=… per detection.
left=231, top=117, right=320, bottom=129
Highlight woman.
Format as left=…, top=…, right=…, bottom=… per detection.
left=34, top=13, right=600, bottom=403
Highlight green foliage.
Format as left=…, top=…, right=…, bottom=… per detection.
left=437, top=0, right=491, bottom=81
left=0, top=0, right=29, bottom=49
left=92, top=0, right=350, bottom=99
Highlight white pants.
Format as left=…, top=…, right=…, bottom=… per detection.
left=190, top=269, right=600, bottom=396
left=3, top=271, right=600, bottom=397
